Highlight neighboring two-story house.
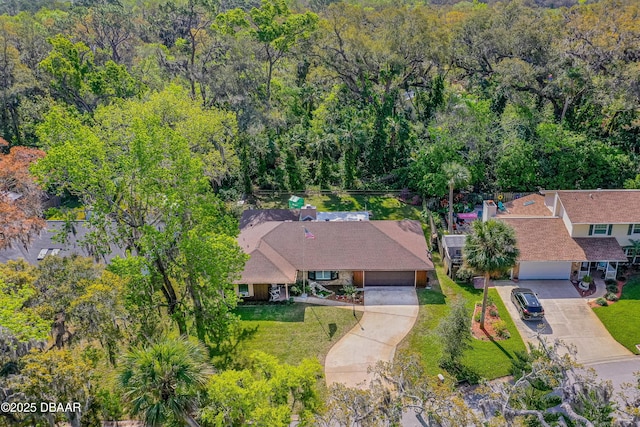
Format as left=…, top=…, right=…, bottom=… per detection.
left=488, top=190, right=636, bottom=280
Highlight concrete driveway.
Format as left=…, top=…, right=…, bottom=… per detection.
left=324, top=287, right=418, bottom=388
left=494, top=280, right=632, bottom=364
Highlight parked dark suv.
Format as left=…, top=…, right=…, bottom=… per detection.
left=510, top=288, right=545, bottom=320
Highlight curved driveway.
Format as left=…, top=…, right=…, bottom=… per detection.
left=324, top=287, right=419, bottom=388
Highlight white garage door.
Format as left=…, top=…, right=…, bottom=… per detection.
left=365, top=271, right=415, bottom=286
left=518, top=261, right=572, bottom=280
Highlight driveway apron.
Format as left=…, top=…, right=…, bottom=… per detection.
left=324, top=287, right=419, bottom=388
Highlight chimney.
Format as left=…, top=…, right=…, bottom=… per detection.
left=483, top=200, right=497, bottom=221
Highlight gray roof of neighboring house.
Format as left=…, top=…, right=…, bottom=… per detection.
left=237, top=219, right=433, bottom=284
left=316, top=211, right=370, bottom=222
left=0, top=221, right=126, bottom=265
left=442, top=234, right=466, bottom=249
left=239, top=209, right=300, bottom=230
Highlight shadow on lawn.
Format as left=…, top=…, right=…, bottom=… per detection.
left=419, top=289, right=446, bottom=305
left=213, top=324, right=259, bottom=368
left=320, top=194, right=360, bottom=212
left=482, top=330, right=515, bottom=360
left=235, top=304, right=306, bottom=322
left=620, top=276, right=640, bottom=300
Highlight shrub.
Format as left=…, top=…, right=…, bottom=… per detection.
left=437, top=299, right=472, bottom=368
left=493, top=319, right=510, bottom=339
left=606, top=283, right=619, bottom=293
left=489, top=308, right=498, bottom=317
left=595, top=297, right=608, bottom=306
left=605, top=292, right=618, bottom=302
left=456, top=265, right=474, bottom=283
left=604, top=279, right=617, bottom=286
left=474, top=311, right=481, bottom=322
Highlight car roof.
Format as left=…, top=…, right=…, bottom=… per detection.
left=512, top=288, right=535, bottom=294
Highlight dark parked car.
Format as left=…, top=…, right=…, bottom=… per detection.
left=510, top=288, right=545, bottom=320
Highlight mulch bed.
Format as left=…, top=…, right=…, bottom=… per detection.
left=588, top=280, right=625, bottom=308
left=471, top=304, right=508, bottom=341
left=327, top=294, right=364, bottom=305
left=571, top=279, right=597, bottom=297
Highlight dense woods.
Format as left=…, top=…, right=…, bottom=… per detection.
left=0, top=0, right=638, bottom=199
left=1, top=0, right=640, bottom=425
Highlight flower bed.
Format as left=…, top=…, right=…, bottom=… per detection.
left=471, top=303, right=510, bottom=341
left=329, top=294, right=364, bottom=305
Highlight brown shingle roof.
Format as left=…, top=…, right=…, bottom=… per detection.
left=237, top=219, right=433, bottom=283
left=556, top=190, right=640, bottom=224
left=500, top=218, right=626, bottom=262
left=498, top=194, right=552, bottom=217
left=573, top=238, right=628, bottom=261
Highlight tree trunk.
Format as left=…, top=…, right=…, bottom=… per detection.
left=480, top=272, right=490, bottom=330
left=448, top=183, right=454, bottom=234
left=154, top=258, right=187, bottom=336
left=188, top=280, right=206, bottom=343
left=184, top=413, right=201, bottom=427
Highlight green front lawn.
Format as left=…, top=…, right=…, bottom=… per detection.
left=256, top=193, right=422, bottom=221
left=593, top=276, right=640, bottom=354
left=397, top=255, right=526, bottom=381
left=234, top=303, right=362, bottom=365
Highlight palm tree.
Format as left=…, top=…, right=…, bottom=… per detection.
left=464, top=219, right=519, bottom=330
left=442, top=162, right=471, bottom=234
left=628, top=238, right=640, bottom=264
left=118, top=337, right=212, bottom=427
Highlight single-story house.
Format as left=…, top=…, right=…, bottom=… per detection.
left=236, top=219, right=433, bottom=300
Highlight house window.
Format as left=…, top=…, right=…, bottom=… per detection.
left=589, top=224, right=611, bottom=235
left=308, top=271, right=337, bottom=281
left=631, top=224, right=640, bottom=234
left=238, top=284, right=249, bottom=295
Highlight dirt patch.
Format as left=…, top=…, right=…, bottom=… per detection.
left=471, top=304, right=510, bottom=341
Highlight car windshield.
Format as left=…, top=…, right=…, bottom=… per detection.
left=522, top=293, right=543, bottom=312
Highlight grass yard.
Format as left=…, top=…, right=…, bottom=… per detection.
left=397, top=255, right=526, bottom=381
left=234, top=303, right=362, bottom=365
left=256, top=193, right=422, bottom=221
left=593, top=276, right=640, bottom=354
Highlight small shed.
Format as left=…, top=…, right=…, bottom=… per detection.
left=288, top=195, right=304, bottom=209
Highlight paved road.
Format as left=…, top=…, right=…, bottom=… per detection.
left=324, top=287, right=419, bottom=388
left=494, top=280, right=632, bottom=364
